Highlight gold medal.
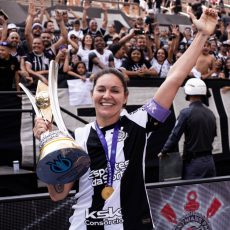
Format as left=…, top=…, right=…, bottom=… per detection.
left=101, top=186, right=114, bottom=200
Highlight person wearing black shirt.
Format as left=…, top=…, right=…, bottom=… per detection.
left=0, top=42, right=20, bottom=91
left=159, top=78, right=217, bottom=179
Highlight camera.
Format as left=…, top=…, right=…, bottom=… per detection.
left=135, top=29, right=145, bottom=35
left=168, top=34, right=176, bottom=41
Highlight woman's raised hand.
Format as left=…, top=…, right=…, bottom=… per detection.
left=187, top=6, right=218, bottom=36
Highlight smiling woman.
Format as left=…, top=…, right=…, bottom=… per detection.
left=33, top=7, right=218, bottom=230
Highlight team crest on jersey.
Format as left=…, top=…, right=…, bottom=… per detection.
left=118, top=127, right=128, bottom=142
left=160, top=190, right=222, bottom=230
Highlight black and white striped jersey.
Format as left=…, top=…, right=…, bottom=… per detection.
left=70, top=99, right=170, bottom=230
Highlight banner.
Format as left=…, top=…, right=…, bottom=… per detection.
left=146, top=177, right=230, bottom=229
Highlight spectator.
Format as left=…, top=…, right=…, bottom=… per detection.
left=23, top=1, right=44, bottom=53
left=68, top=19, right=84, bottom=42
left=54, top=45, right=70, bottom=87
left=43, top=20, right=60, bottom=44
left=159, top=78, right=217, bottom=180
left=109, top=43, right=127, bottom=69
left=150, top=44, right=174, bottom=78
left=104, top=23, right=117, bottom=46
left=0, top=41, right=20, bottom=91
left=25, top=37, right=53, bottom=86
left=120, top=46, right=157, bottom=78
left=64, top=57, right=90, bottom=81
left=180, top=27, right=194, bottom=47
left=210, top=58, right=224, bottom=78
left=190, top=41, right=216, bottom=79
left=7, top=23, right=19, bottom=36
left=67, top=31, right=80, bottom=60
left=145, top=9, right=156, bottom=26
left=209, top=37, right=219, bottom=59
left=221, top=57, right=230, bottom=79
left=136, top=34, right=154, bottom=61
left=77, top=34, right=94, bottom=71
left=88, top=34, right=114, bottom=74
left=82, top=2, right=108, bottom=38
left=7, top=32, right=32, bottom=85
left=62, top=10, right=73, bottom=31
left=217, top=41, right=229, bottom=61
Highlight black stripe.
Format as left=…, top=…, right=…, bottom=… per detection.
left=212, top=88, right=229, bottom=157
left=86, top=127, right=106, bottom=230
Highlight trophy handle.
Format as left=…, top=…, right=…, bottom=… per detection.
left=48, top=60, right=71, bottom=137
left=19, top=83, right=41, bottom=118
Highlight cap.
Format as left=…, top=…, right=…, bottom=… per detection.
left=7, top=23, right=18, bottom=30
left=32, top=23, right=43, bottom=30
left=0, top=41, right=11, bottom=48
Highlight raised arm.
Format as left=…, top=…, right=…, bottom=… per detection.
left=0, top=17, right=7, bottom=42
left=101, top=3, right=108, bottom=30
left=52, top=10, right=68, bottom=52
left=24, top=1, right=37, bottom=52
left=153, top=7, right=217, bottom=109
left=82, top=1, right=90, bottom=30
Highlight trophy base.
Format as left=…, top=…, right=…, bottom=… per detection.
left=36, top=148, right=90, bottom=184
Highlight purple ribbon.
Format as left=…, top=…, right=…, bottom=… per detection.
left=95, top=122, right=120, bottom=187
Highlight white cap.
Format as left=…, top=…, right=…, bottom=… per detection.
left=7, top=23, right=18, bottom=30
left=32, top=23, right=43, bottom=30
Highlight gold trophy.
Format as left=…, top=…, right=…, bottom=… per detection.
left=19, top=60, right=90, bottom=184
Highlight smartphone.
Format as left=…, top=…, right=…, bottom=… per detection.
left=0, top=9, right=9, bottom=20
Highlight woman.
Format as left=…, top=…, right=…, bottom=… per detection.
left=33, top=8, right=217, bottom=230
left=120, top=46, right=157, bottom=78
left=150, top=47, right=173, bottom=78
left=77, top=34, right=94, bottom=71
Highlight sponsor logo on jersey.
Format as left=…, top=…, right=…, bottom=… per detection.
left=89, top=160, right=129, bottom=186
left=85, top=207, right=123, bottom=226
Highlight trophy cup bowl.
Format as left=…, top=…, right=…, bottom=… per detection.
left=19, top=60, right=90, bottom=185
left=37, top=130, right=90, bottom=184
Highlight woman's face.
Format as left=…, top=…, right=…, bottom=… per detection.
left=156, top=49, right=166, bottom=63
left=92, top=74, right=128, bottom=126
left=76, top=63, right=86, bottom=75
left=131, top=49, right=141, bottom=63
left=84, top=35, right=93, bottom=45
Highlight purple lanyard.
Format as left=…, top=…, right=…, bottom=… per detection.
left=95, top=121, right=120, bottom=187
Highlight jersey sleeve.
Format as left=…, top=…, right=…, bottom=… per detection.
left=143, top=98, right=171, bottom=123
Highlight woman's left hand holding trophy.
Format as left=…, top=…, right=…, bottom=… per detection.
left=19, top=60, right=90, bottom=185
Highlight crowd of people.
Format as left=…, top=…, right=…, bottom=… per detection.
left=0, top=0, right=230, bottom=94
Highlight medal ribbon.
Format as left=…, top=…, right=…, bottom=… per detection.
left=95, top=121, right=120, bottom=187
